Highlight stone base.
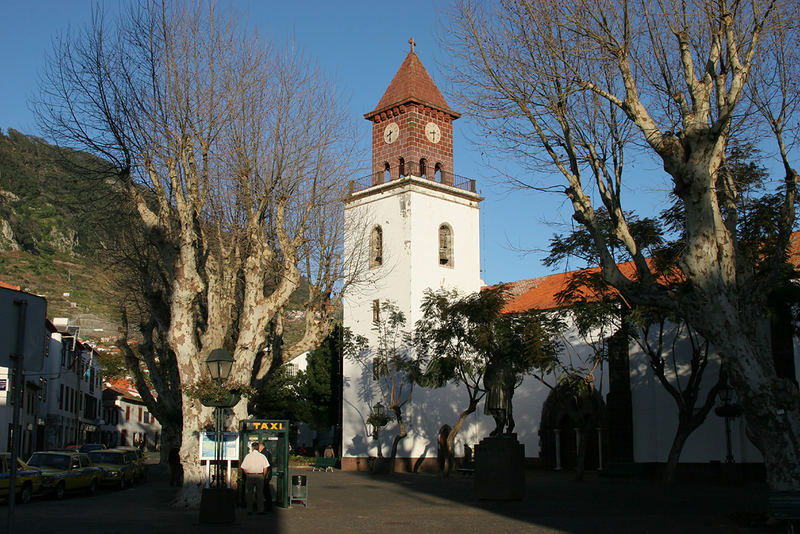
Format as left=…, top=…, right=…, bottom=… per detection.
left=199, top=487, right=236, bottom=524
left=475, top=434, right=525, bottom=500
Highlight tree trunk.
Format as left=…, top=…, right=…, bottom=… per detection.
left=389, top=409, right=407, bottom=473
left=663, top=422, right=692, bottom=483
left=173, top=396, right=211, bottom=507
left=444, top=400, right=479, bottom=477
left=722, top=334, right=800, bottom=491
left=649, top=142, right=800, bottom=490
left=160, top=419, right=182, bottom=467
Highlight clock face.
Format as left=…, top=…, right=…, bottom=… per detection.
left=425, top=122, right=441, bottom=144
left=383, top=122, right=399, bottom=144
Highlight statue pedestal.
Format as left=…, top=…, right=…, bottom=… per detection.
left=475, top=434, right=525, bottom=500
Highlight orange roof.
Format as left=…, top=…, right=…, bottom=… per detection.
left=0, top=280, right=21, bottom=291
left=500, top=232, right=800, bottom=314
left=368, top=50, right=457, bottom=118
left=498, top=265, right=624, bottom=314
left=104, top=378, right=142, bottom=402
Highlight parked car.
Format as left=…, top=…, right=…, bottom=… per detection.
left=0, top=453, right=42, bottom=504
left=80, top=443, right=106, bottom=454
left=116, top=446, right=146, bottom=481
left=26, top=451, right=102, bottom=499
left=88, top=449, right=135, bottom=489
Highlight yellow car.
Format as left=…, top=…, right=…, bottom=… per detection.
left=27, top=451, right=102, bottom=499
left=0, top=452, right=43, bottom=504
left=116, top=446, right=147, bottom=481
left=88, top=449, right=136, bottom=489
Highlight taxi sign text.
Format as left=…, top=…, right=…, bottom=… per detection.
left=249, top=421, right=284, bottom=430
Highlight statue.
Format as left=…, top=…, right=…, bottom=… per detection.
left=483, top=353, right=516, bottom=436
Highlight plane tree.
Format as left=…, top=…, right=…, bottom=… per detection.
left=444, top=0, right=800, bottom=490
left=35, top=1, right=365, bottom=503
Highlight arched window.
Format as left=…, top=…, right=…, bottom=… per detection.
left=370, top=226, right=383, bottom=268
left=434, top=163, right=442, bottom=182
left=384, top=162, right=390, bottom=182
left=438, top=223, right=453, bottom=267
left=399, top=157, right=405, bottom=178
left=419, top=158, right=427, bottom=178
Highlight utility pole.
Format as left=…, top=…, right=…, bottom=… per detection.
left=8, top=299, right=27, bottom=534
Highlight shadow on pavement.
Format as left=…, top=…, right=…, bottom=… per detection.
left=4, top=462, right=785, bottom=534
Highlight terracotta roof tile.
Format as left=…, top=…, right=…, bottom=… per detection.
left=498, top=267, right=611, bottom=313
left=104, top=378, right=143, bottom=402
left=496, top=260, right=673, bottom=313
left=371, top=51, right=455, bottom=116
left=0, top=280, right=21, bottom=291
left=497, top=232, right=800, bottom=314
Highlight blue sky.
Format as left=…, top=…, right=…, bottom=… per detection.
left=0, top=1, right=670, bottom=285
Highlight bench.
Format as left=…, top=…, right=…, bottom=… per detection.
left=456, top=462, right=475, bottom=476
left=768, top=491, right=800, bottom=534
left=312, top=457, right=336, bottom=472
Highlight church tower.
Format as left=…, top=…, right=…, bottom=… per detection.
left=341, top=40, right=482, bottom=471
left=364, top=38, right=460, bottom=187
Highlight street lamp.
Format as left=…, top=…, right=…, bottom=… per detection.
left=370, top=402, right=385, bottom=439
left=714, top=380, right=742, bottom=465
left=367, top=402, right=388, bottom=460
left=206, top=348, right=234, bottom=382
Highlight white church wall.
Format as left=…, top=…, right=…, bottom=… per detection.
left=342, top=305, right=612, bottom=464
left=344, top=258, right=776, bottom=471
left=342, top=177, right=483, bottom=468
left=628, top=324, right=763, bottom=464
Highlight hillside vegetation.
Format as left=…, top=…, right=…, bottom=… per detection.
left=0, top=128, right=323, bottom=345
left=0, top=128, right=122, bottom=333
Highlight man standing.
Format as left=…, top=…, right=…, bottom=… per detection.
left=241, top=442, right=270, bottom=515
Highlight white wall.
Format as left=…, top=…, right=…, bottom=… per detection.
left=629, top=328, right=764, bottom=464
left=342, top=176, right=483, bottom=461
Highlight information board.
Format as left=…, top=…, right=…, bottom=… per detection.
left=199, top=431, right=239, bottom=461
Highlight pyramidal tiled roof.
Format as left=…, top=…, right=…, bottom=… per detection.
left=371, top=51, right=456, bottom=116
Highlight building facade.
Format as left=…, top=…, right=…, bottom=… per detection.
left=1, top=282, right=103, bottom=457
left=101, top=378, right=162, bottom=451
left=42, top=323, right=104, bottom=450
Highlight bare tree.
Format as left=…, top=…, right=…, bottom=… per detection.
left=444, top=0, right=800, bottom=490
left=35, top=1, right=366, bottom=504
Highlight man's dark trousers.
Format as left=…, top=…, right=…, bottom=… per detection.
left=245, top=474, right=265, bottom=513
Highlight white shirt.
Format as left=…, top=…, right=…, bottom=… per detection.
left=241, top=449, right=269, bottom=475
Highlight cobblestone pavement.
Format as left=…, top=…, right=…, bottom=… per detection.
left=3, top=463, right=785, bottom=534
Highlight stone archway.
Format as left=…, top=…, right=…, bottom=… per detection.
left=539, top=383, right=607, bottom=471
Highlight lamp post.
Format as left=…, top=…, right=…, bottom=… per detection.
left=714, top=381, right=742, bottom=478
left=206, top=349, right=234, bottom=489
left=199, top=348, right=237, bottom=524
left=369, top=402, right=385, bottom=458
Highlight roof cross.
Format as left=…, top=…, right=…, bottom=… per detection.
left=408, top=37, right=416, bottom=53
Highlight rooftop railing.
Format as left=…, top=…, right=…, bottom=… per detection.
left=348, top=170, right=477, bottom=195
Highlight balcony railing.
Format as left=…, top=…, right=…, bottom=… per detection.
left=348, top=171, right=477, bottom=195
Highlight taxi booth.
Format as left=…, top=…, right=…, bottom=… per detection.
left=239, top=419, right=290, bottom=508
